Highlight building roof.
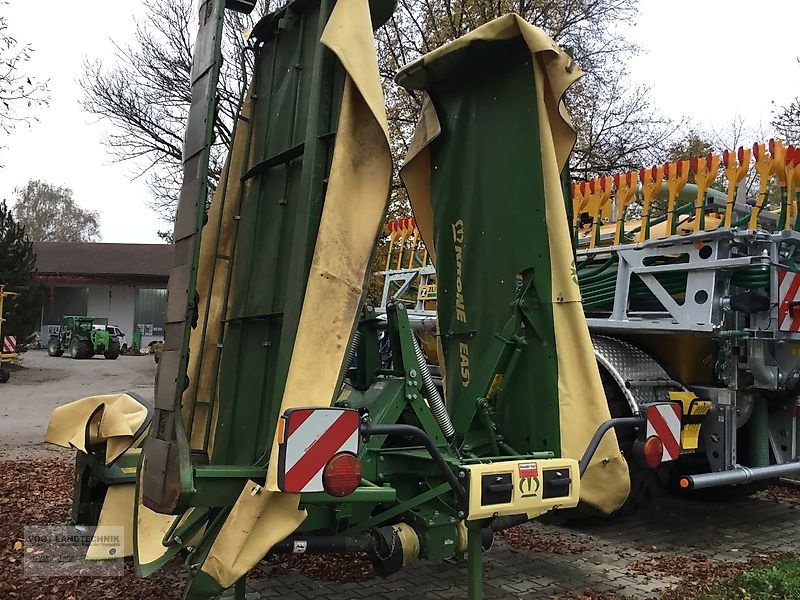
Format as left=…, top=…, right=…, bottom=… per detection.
left=33, top=242, right=172, bottom=278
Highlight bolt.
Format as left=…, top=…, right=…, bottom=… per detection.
left=457, top=511, right=465, bottom=518
left=458, top=471, right=466, bottom=479
left=406, top=394, right=413, bottom=400
left=410, top=370, right=417, bottom=378
left=379, top=456, right=385, bottom=461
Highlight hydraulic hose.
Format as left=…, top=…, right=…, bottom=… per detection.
left=413, top=335, right=455, bottom=440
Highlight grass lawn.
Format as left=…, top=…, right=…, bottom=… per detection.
left=697, top=557, right=800, bottom=600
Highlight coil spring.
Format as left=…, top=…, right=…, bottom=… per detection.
left=345, top=331, right=362, bottom=368
left=413, top=335, right=455, bottom=440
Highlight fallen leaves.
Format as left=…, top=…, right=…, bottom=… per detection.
left=0, top=456, right=185, bottom=599
left=500, top=524, right=596, bottom=555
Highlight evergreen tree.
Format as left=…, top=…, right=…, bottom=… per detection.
left=0, top=201, right=44, bottom=338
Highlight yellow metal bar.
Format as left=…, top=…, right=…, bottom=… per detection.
left=613, top=171, right=637, bottom=245
left=722, top=146, right=751, bottom=228
left=789, top=146, right=800, bottom=227
left=690, top=153, right=720, bottom=232
left=638, top=165, right=664, bottom=242
left=407, top=226, right=419, bottom=269
left=664, top=160, right=689, bottom=236
left=384, top=223, right=399, bottom=271
left=749, top=141, right=778, bottom=230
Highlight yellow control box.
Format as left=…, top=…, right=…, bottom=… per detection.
left=462, top=458, right=580, bottom=521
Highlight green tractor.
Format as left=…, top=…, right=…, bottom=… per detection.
left=47, top=316, right=120, bottom=360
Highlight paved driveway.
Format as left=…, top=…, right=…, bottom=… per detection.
left=0, top=349, right=155, bottom=459
left=250, top=489, right=800, bottom=599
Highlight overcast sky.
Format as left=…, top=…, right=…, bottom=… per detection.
left=0, top=0, right=798, bottom=245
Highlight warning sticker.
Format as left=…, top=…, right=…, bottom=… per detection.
left=518, top=462, right=539, bottom=479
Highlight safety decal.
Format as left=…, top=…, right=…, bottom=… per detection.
left=278, top=408, right=360, bottom=493
left=2, top=336, right=16, bottom=354
left=646, top=403, right=682, bottom=462
left=778, top=269, right=800, bottom=332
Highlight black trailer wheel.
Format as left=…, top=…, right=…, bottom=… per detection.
left=0, top=367, right=9, bottom=383
left=47, top=337, right=63, bottom=357
left=563, top=369, right=656, bottom=523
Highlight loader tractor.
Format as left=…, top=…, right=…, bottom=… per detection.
left=41, top=2, right=684, bottom=599
left=47, top=316, right=120, bottom=360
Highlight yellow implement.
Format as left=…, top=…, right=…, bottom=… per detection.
left=613, top=171, right=638, bottom=245
left=639, top=165, right=664, bottom=242
left=690, top=153, right=720, bottom=232
left=722, top=146, right=751, bottom=227
left=749, top=141, right=779, bottom=230
left=663, top=160, right=689, bottom=236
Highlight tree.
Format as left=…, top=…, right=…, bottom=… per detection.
left=0, top=201, right=44, bottom=337
left=772, top=59, right=800, bottom=145
left=84, top=0, right=675, bottom=237
left=81, top=0, right=274, bottom=227
left=13, top=180, right=101, bottom=243
left=0, top=6, right=49, bottom=151
left=376, top=0, right=677, bottom=183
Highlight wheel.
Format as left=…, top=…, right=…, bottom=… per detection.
left=47, top=337, right=63, bottom=357
left=154, top=351, right=160, bottom=364
left=78, top=341, right=94, bottom=359
left=567, top=369, right=656, bottom=522
left=104, top=342, right=120, bottom=360
left=121, top=343, right=128, bottom=355
left=69, top=338, right=81, bottom=359
left=0, top=367, right=9, bottom=383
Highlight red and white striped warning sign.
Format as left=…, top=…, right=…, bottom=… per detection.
left=2, top=336, right=16, bottom=354
left=778, top=269, right=800, bottom=332
left=278, top=407, right=359, bottom=493
left=646, top=403, right=682, bottom=462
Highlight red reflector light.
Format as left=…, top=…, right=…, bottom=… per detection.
left=790, top=302, right=800, bottom=319
left=322, top=452, right=362, bottom=497
left=642, top=435, right=664, bottom=469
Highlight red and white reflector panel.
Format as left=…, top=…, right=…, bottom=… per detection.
left=645, top=402, right=682, bottom=462
left=277, top=407, right=360, bottom=493
left=778, top=269, right=800, bottom=332
left=2, top=336, right=16, bottom=353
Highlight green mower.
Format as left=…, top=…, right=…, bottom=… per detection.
left=47, top=316, right=120, bottom=360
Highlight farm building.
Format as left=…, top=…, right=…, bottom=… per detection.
left=33, top=242, right=171, bottom=348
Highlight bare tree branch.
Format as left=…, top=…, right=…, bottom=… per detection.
left=0, top=5, right=49, bottom=160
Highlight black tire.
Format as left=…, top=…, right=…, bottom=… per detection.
left=78, top=340, right=94, bottom=359
left=0, top=367, right=9, bottom=383
left=567, top=370, right=656, bottom=522
left=69, top=338, right=81, bottom=359
left=154, top=351, right=160, bottom=364
left=47, top=337, right=63, bottom=357
left=104, top=342, right=120, bottom=360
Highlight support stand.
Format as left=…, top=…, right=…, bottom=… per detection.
left=467, top=523, right=483, bottom=600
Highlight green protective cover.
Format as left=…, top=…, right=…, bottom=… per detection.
left=425, top=38, right=560, bottom=454
left=211, top=4, right=346, bottom=467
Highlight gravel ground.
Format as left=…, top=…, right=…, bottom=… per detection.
left=0, top=350, right=155, bottom=460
